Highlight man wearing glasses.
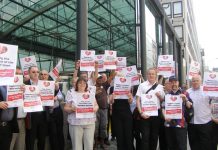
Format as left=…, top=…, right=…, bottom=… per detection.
left=25, top=66, right=47, bottom=150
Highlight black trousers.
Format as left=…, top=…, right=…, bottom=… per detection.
left=112, top=100, right=133, bottom=150
left=188, top=121, right=213, bottom=150
left=48, top=107, right=64, bottom=150
left=139, top=111, right=161, bottom=150
left=165, top=127, right=187, bottom=150
left=26, top=112, right=47, bottom=150
left=0, top=124, right=12, bottom=150
left=133, top=119, right=141, bottom=150
left=159, top=118, right=168, bottom=150
left=212, top=122, right=218, bottom=150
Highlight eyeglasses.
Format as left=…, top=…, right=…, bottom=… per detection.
left=40, top=73, right=48, bottom=75
left=31, top=71, right=39, bottom=74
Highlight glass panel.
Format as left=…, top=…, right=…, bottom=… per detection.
left=174, top=26, right=183, bottom=39
left=145, top=5, right=157, bottom=68
left=162, top=3, right=171, bottom=17
left=173, top=1, right=183, bottom=17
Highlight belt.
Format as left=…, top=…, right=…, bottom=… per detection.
left=0, top=121, right=8, bottom=127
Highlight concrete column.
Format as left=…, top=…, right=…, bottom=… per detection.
left=76, top=0, right=88, bottom=60
left=162, top=16, right=166, bottom=55
left=140, top=0, right=147, bottom=78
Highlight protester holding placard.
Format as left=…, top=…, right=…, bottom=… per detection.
left=94, top=71, right=115, bottom=149
left=24, top=66, right=47, bottom=150
left=161, top=76, right=192, bottom=150
left=109, top=79, right=134, bottom=150
left=187, top=75, right=213, bottom=150
left=64, top=77, right=99, bottom=150
left=40, top=69, right=64, bottom=150
left=136, top=68, right=165, bottom=150
left=0, top=86, right=19, bottom=150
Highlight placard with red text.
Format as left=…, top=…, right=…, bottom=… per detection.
left=76, top=93, right=95, bottom=119
left=0, top=43, right=18, bottom=85
left=141, top=93, right=158, bottom=116
left=6, top=75, right=23, bottom=107
left=165, top=94, right=182, bottom=119
left=23, top=85, right=43, bottom=112
left=38, top=80, right=55, bottom=106
left=80, top=50, right=95, bottom=71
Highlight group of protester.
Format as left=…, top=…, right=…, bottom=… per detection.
left=1, top=60, right=218, bottom=150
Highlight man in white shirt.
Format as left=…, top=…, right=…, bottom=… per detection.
left=136, top=68, right=165, bottom=150
left=187, top=75, right=213, bottom=150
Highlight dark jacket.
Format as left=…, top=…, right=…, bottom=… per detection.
left=0, top=86, right=19, bottom=133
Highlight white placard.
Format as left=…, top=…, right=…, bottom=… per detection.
left=116, top=57, right=127, bottom=69
left=120, top=65, right=140, bottom=86
left=76, top=93, right=95, bottom=119
left=20, top=55, right=37, bottom=76
left=23, top=85, right=43, bottom=112
left=141, top=93, right=158, bottom=116
left=165, top=94, right=182, bottom=119
left=113, top=76, right=131, bottom=99
left=49, top=59, right=62, bottom=81
left=157, top=55, right=174, bottom=78
left=6, top=75, right=23, bottom=108
left=95, top=55, right=106, bottom=72
left=0, top=43, right=18, bottom=85
left=188, top=61, right=200, bottom=80
left=104, top=50, right=117, bottom=70
left=203, top=72, right=218, bottom=97
left=80, top=50, right=95, bottom=71
left=38, top=80, right=55, bottom=106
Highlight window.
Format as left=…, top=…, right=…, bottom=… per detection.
left=173, top=1, right=183, bottom=17
left=162, top=3, right=171, bottom=17
left=174, top=26, right=183, bottom=39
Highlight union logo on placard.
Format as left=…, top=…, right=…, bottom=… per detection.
left=170, top=96, right=177, bottom=101
left=127, top=67, right=132, bottom=72
left=43, top=82, right=50, bottom=87
left=82, top=94, right=89, bottom=99
left=109, top=51, right=113, bottom=55
left=120, top=77, right=126, bottom=83
left=209, top=74, right=216, bottom=79
left=85, top=51, right=91, bottom=55
left=29, top=86, right=35, bottom=92
left=25, top=57, right=31, bottom=62
left=118, top=58, right=122, bottom=61
left=0, top=45, right=8, bottom=54
left=97, top=55, right=102, bottom=59
left=162, top=55, right=168, bottom=60
left=146, top=95, right=152, bottom=99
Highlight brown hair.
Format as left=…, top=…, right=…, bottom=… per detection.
left=75, top=77, right=88, bottom=92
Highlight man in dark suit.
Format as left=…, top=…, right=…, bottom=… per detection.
left=0, top=86, right=19, bottom=150
left=25, top=66, right=47, bottom=150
